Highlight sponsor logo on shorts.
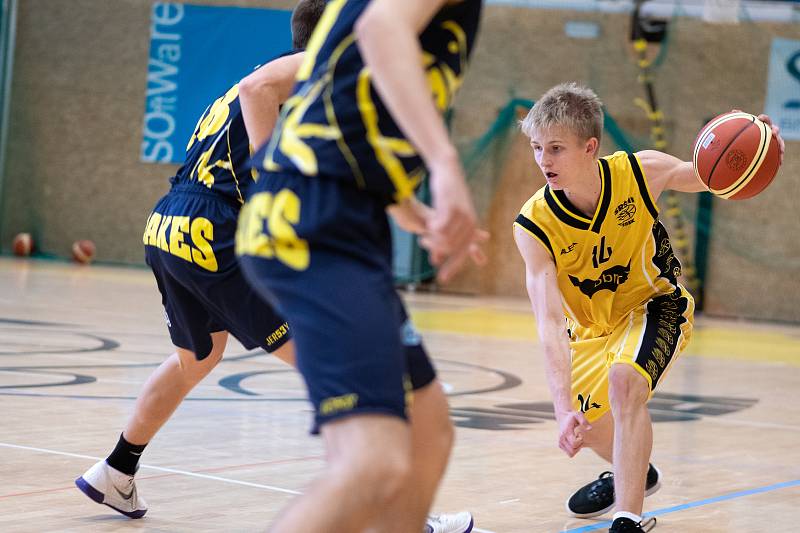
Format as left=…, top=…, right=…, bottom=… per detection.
left=320, top=393, right=359, bottom=416
left=578, top=393, right=602, bottom=413
left=163, top=309, right=172, bottom=328
left=265, top=322, right=290, bottom=347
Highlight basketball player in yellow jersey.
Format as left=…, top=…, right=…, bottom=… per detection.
left=514, top=83, right=784, bottom=533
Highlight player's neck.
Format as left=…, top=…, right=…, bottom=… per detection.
left=563, top=160, right=601, bottom=217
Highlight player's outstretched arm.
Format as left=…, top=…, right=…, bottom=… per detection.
left=513, top=226, right=590, bottom=457
left=356, top=0, right=479, bottom=283
left=239, top=52, right=306, bottom=149
left=639, top=112, right=785, bottom=202
left=636, top=150, right=707, bottom=201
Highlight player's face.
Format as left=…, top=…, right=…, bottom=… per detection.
left=530, top=126, right=595, bottom=190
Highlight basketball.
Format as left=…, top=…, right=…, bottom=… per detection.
left=72, top=239, right=96, bottom=264
left=12, top=232, right=33, bottom=257
left=692, top=111, right=781, bottom=200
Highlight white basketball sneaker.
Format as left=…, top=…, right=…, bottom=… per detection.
left=425, top=511, right=474, bottom=533
left=75, top=460, right=147, bottom=518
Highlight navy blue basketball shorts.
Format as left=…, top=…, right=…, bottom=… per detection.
left=143, top=185, right=290, bottom=360
left=236, top=172, right=437, bottom=432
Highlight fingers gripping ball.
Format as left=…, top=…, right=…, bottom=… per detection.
left=12, top=233, right=34, bottom=256
left=72, top=240, right=96, bottom=264
left=692, top=111, right=781, bottom=200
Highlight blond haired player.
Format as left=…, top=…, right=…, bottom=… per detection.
left=514, top=82, right=784, bottom=533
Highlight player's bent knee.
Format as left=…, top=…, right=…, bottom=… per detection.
left=411, top=382, right=455, bottom=453
left=608, top=364, right=650, bottom=408
left=331, top=443, right=412, bottom=503
left=175, top=346, right=224, bottom=382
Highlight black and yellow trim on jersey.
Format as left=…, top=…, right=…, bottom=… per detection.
left=514, top=214, right=554, bottom=259
left=543, top=159, right=613, bottom=233
left=544, top=188, right=590, bottom=230
left=628, top=153, right=659, bottom=219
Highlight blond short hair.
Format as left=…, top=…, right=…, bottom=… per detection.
left=520, top=82, right=604, bottom=144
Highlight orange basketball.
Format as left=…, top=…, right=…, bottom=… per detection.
left=692, top=111, right=781, bottom=200
left=72, top=239, right=96, bottom=264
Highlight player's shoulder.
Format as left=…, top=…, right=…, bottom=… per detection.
left=600, top=150, right=637, bottom=172
left=517, top=185, right=547, bottom=219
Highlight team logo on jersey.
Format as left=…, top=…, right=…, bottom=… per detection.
left=569, top=261, right=631, bottom=298
left=578, top=393, right=602, bottom=413
left=614, top=197, right=637, bottom=226
left=560, top=242, right=578, bottom=255
left=591, top=236, right=613, bottom=268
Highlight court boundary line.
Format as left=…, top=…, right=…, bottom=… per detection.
left=0, top=442, right=302, bottom=495
left=563, top=478, right=800, bottom=532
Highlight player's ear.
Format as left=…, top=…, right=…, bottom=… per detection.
left=585, top=137, right=599, bottom=156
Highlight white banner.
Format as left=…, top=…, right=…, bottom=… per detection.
left=764, top=37, right=800, bottom=142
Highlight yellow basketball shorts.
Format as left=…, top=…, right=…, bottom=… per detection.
left=570, top=286, right=694, bottom=423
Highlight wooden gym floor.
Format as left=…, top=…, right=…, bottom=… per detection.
left=1, top=258, right=798, bottom=532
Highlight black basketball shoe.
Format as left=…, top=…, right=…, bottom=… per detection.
left=566, top=464, right=662, bottom=518
left=608, top=516, right=656, bottom=532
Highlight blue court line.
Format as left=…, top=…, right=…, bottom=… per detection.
left=563, top=478, right=800, bottom=532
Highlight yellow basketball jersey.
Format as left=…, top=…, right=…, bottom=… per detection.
left=515, top=151, right=685, bottom=337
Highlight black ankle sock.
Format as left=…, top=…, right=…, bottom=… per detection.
left=106, top=433, right=147, bottom=476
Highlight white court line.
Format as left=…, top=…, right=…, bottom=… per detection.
left=2, top=442, right=499, bottom=531
left=0, top=442, right=301, bottom=495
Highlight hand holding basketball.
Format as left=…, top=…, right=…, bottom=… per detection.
left=692, top=111, right=783, bottom=200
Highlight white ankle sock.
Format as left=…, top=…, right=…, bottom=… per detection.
left=613, top=511, right=643, bottom=523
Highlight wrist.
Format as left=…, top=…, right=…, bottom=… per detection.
left=553, top=399, right=573, bottom=417
left=426, top=145, right=460, bottom=174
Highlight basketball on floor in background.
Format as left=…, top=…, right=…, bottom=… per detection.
left=72, top=240, right=96, bottom=264
left=692, top=111, right=781, bottom=200
left=12, top=233, right=34, bottom=257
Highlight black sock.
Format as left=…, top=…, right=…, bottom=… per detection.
left=106, top=433, right=147, bottom=476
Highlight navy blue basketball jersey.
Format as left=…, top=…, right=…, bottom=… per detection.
left=170, top=50, right=302, bottom=205
left=254, top=0, right=483, bottom=203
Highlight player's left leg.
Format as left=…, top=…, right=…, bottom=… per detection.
left=567, top=287, right=693, bottom=522
left=123, top=333, right=228, bottom=444
left=607, top=363, right=652, bottom=517
left=410, top=382, right=476, bottom=533
left=606, top=287, right=693, bottom=532
left=75, top=331, right=228, bottom=519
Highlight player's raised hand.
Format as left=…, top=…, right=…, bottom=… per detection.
left=756, top=114, right=785, bottom=165
left=731, top=109, right=785, bottom=165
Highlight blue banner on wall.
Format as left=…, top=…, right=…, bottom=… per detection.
left=141, top=3, right=292, bottom=163
left=764, top=37, right=800, bottom=142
